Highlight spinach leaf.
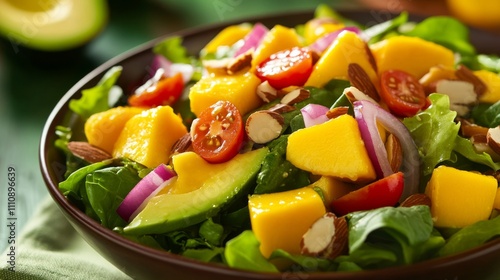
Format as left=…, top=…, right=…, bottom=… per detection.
left=477, top=54, right=500, bottom=73
left=314, top=4, right=361, bottom=27
left=224, top=230, right=278, bottom=272
left=403, top=94, right=460, bottom=176
left=254, top=135, right=310, bottom=194
left=270, top=249, right=336, bottom=272
left=85, top=165, right=142, bottom=229
left=473, top=100, right=500, bottom=128
left=438, top=216, right=500, bottom=257
left=363, top=12, right=408, bottom=44
left=182, top=247, right=225, bottom=262
left=402, top=16, right=475, bottom=56
left=199, top=218, right=225, bottom=246
left=69, top=66, right=122, bottom=120
left=59, top=159, right=113, bottom=196
left=334, top=242, right=398, bottom=269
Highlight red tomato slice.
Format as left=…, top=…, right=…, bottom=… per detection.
left=330, top=172, right=404, bottom=216
left=379, top=70, right=426, bottom=117
left=255, top=47, right=313, bottom=89
left=128, top=72, right=184, bottom=107
left=191, top=101, right=244, bottom=163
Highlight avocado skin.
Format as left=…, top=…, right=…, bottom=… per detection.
left=123, top=148, right=269, bottom=236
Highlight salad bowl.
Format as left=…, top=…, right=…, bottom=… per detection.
left=40, top=8, right=500, bottom=280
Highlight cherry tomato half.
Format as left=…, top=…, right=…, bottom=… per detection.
left=379, top=70, right=426, bottom=117
left=128, top=70, right=184, bottom=108
left=191, top=101, right=244, bottom=163
left=255, top=47, right=313, bottom=89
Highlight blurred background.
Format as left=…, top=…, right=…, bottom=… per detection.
left=0, top=0, right=498, bottom=252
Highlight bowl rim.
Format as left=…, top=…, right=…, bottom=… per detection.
left=39, top=8, right=500, bottom=279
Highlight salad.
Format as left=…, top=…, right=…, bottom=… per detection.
left=55, top=5, right=500, bottom=273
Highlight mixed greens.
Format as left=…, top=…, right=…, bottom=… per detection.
left=55, top=5, right=500, bottom=274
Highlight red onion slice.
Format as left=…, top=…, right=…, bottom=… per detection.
left=353, top=100, right=420, bottom=200
left=301, top=104, right=330, bottom=128
left=117, top=164, right=176, bottom=222
left=308, top=27, right=361, bottom=54
left=233, top=23, right=268, bottom=57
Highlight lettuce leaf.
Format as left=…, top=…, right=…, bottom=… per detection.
left=403, top=94, right=460, bottom=176
left=69, top=66, right=122, bottom=120
left=153, top=36, right=191, bottom=64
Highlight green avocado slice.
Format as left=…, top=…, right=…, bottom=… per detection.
left=0, top=0, right=107, bottom=51
left=123, top=147, right=269, bottom=235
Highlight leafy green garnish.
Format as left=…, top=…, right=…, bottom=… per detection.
left=254, top=135, right=310, bottom=194
left=314, top=4, right=361, bottom=27
left=438, top=216, right=500, bottom=257
left=472, top=100, right=500, bottom=128
left=153, top=36, right=191, bottom=64
left=224, top=230, right=278, bottom=272
left=69, top=66, right=122, bottom=120
left=363, top=12, right=408, bottom=44
left=270, top=249, right=336, bottom=272
left=199, top=218, right=225, bottom=246
left=403, top=94, right=460, bottom=176
left=402, top=16, right=475, bottom=56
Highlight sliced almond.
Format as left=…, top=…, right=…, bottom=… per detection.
left=256, top=81, right=279, bottom=103
left=455, top=64, right=487, bottom=96
left=227, top=50, right=253, bottom=75
left=435, top=79, right=477, bottom=116
left=202, top=58, right=231, bottom=73
left=280, top=88, right=310, bottom=105
left=487, top=126, right=500, bottom=155
left=364, top=42, right=378, bottom=73
left=326, top=106, right=349, bottom=119
left=170, top=133, right=192, bottom=156
left=385, top=134, right=403, bottom=173
left=343, top=86, right=378, bottom=105
left=267, top=103, right=296, bottom=114
left=471, top=134, right=500, bottom=161
left=67, top=141, right=112, bottom=163
left=347, top=63, right=379, bottom=102
left=400, top=193, right=431, bottom=208
left=245, top=110, right=285, bottom=144
left=458, top=118, right=488, bottom=138
left=301, top=212, right=348, bottom=259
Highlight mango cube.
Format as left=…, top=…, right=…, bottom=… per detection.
left=474, top=70, right=500, bottom=103
left=494, top=187, right=500, bottom=210
left=84, top=106, right=144, bottom=154
left=202, top=24, right=251, bottom=54
left=112, top=106, right=187, bottom=168
left=307, top=176, right=353, bottom=207
left=305, top=31, right=378, bottom=88
left=370, top=36, right=455, bottom=79
left=249, top=187, right=326, bottom=258
left=425, top=165, right=497, bottom=228
left=251, top=25, right=302, bottom=70
left=189, top=72, right=262, bottom=116
left=286, top=114, right=376, bottom=183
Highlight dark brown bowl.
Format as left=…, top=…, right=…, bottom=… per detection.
left=40, top=9, right=500, bottom=280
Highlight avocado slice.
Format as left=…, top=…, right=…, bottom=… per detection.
left=123, top=148, right=269, bottom=235
left=0, top=0, right=108, bottom=51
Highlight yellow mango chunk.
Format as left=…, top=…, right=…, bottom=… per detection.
left=202, top=24, right=251, bottom=54
left=287, top=114, right=376, bottom=183
left=370, top=36, right=455, bottom=79
left=494, top=187, right=500, bottom=210
left=425, top=165, right=497, bottom=228
left=84, top=106, right=145, bottom=154
left=112, top=106, right=187, bottom=168
left=251, top=25, right=302, bottom=69
left=305, top=31, right=378, bottom=88
left=474, top=70, right=500, bottom=103
left=158, top=151, right=240, bottom=195
left=189, top=72, right=262, bottom=116
left=304, top=19, right=344, bottom=45
left=307, top=176, right=353, bottom=207
left=249, top=187, right=326, bottom=258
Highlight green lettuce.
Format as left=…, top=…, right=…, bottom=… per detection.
left=403, top=94, right=460, bottom=176
left=69, top=66, right=122, bottom=120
